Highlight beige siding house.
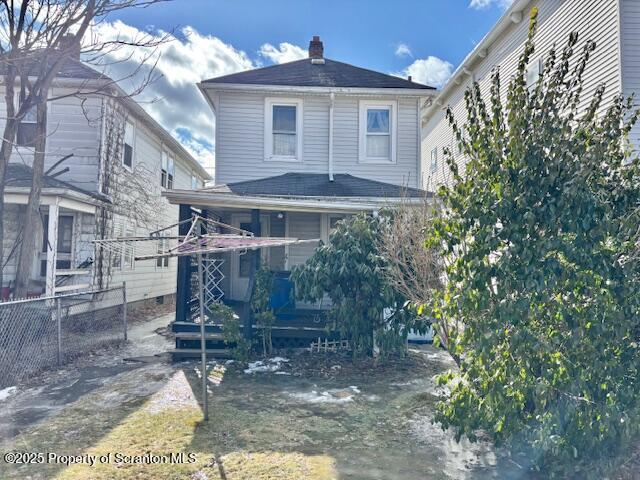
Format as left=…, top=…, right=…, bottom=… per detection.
left=421, top=0, right=636, bottom=190
left=2, top=58, right=210, bottom=302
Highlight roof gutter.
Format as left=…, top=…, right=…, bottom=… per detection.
left=422, top=0, right=532, bottom=122
left=199, top=82, right=436, bottom=98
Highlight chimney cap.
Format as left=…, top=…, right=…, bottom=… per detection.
left=308, top=35, right=324, bottom=59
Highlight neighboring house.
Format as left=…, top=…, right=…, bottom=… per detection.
left=1, top=55, right=210, bottom=301
left=164, top=36, right=435, bottom=321
left=421, top=0, right=638, bottom=190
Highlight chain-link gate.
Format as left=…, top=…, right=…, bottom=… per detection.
left=0, top=285, right=127, bottom=389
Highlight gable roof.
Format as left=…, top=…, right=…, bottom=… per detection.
left=202, top=58, right=435, bottom=91
left=203, top=173, right=429, bottom=199
left=5, top=163, right=110, bottom=202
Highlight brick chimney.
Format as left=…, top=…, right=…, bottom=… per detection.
left=308, top=36, right=324, bottom=59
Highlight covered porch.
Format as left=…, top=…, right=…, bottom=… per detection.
left=163, top=172, right=429, bottom=351
left=3, top=164, right=107, bottom=299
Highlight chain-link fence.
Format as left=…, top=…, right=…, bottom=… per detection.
left=0, top=285, right=127, bottom=389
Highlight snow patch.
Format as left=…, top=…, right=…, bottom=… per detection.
left=289, top=386, right=360, bottom=404
left=243, top=357, right=290, bottom=374
left=0, top=386, right=17, bottom=401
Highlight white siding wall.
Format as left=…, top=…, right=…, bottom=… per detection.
left=422, top=0, right=622, bottom=189
left=0, top=86, right=103, bottom=192
left=215, top=92, right=420, bottom=188
left=621, top=0, right=640, bottom=152
left=286, top=212, right=321, bottom=269
left=105, top=110, right=197, bottom=303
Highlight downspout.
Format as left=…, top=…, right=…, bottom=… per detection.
left=328, top=92, right=335, bottom=182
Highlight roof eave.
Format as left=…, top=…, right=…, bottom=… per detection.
left=199, top=82, right=436, bottom=97
left=163, top=189, right=430, bottom=213
left=422, top=0, right=532, bottom=121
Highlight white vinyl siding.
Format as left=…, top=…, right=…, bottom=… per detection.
left=216, top=92, right=420, bottom=188
left=621, top=0, right=640, bottom=155
left=286, top=212, right=321, bottom=269
left=421, top=0, right=622, bottom=190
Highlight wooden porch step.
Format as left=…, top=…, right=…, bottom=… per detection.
left=169, top=348, right=232, bottom=358
left=174, top=332, right=224, bottom=340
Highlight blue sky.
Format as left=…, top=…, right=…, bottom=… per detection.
left=98, top=0, right=512, bottom=173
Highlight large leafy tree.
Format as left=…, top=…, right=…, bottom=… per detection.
left=432, top=9, right=640, bottom=477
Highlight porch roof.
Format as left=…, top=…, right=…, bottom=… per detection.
left=163, top=173, right=431, bottom=213
left=4, top=163, right=109, bottom=213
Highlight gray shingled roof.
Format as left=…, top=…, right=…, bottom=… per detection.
left=202, top=58, right=435, bottom=90
left=0, top=53, right=107, bottom=80
left=6, top=163, right=109, bottom=202
left=204, top=173, right=429, bottom=198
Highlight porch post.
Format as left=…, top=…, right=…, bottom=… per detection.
left=45, top=200, right=60, bottom=297
left=175, top=204, right=192, bottom=322
left=243, top=208, right=261, bottom=339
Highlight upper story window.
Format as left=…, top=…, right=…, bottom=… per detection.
left=191, top=174, right=199, bottom=189
left=430, top=148, right=438, bottom=172
left=264, top=98, right=303, bottom=161
left=359, top=100, right=397, bottom=163
left=17, top=102, right=37, bottom=147
left=123, top=121, right=135, bottom=169
left=161, top=151, right=175, bottom=189
left=526, top=57, right=544, bottom=89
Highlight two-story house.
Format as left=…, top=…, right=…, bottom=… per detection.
left=421, top=0, right=639, bottom=190
left=2, top=55, right=210, bottom=303
left=164, top=36, right=435, bottom=323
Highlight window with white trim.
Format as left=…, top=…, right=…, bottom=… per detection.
left=191, top=173, right=199, bottom=189
left=17, top=101, right=37, bottom=147
left=359, top=100, right=396, bottom=163
left=526, top=57, right=544, bottom=89
left=264, top=98, right=303, bottom=161
left=123, top=121, right=135, bottom=169
left=430, top=148, right=438, bottom=172
left=156, top=231, right=169, bottom=268
left=161, top=151, right=175, bottom=188
left=111, top=218, right=135, bottom=270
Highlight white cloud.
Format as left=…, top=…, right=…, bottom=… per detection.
left=259, top=42, right=306, bottom=64
left=395, top=56, right=454, bottom=89
left=86, top=21, right=255, bottom=171
left=395, top=43, right=412, bottom=58
left=469, top=0, right=514, bottom=10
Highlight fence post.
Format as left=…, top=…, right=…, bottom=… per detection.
left=56, top=298, right=62, bottom=366
left=122, top=281, right=128, bottom=342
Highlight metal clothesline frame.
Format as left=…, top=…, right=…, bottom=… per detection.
left=93, top=214, right=319, bottom=421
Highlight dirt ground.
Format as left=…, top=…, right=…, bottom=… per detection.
left=0, top=313, right=636, bottom=480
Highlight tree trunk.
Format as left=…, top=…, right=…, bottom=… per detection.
left=0, top=68, right=18, bottom=297
left=14, top=95, right=48, bottom=298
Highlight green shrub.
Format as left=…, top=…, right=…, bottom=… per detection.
left=212, top=302, right=252, bottom=362
left=291, top=213, right=422, bottom=359
left=251, top=267, right=276, bottom=355
left=431, top=9, right=640, bottom=477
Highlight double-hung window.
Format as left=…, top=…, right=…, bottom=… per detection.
left=123, top=121, right=135, bottom=169
left=156, top=232, right=169, bottom=268
left=17, top=102, right=38, bottom=147
left=161, top=151, right=174, bottom=188
left=359, top=100, right=396, bottom=163
left=264, top=98, right=303, bottom=161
